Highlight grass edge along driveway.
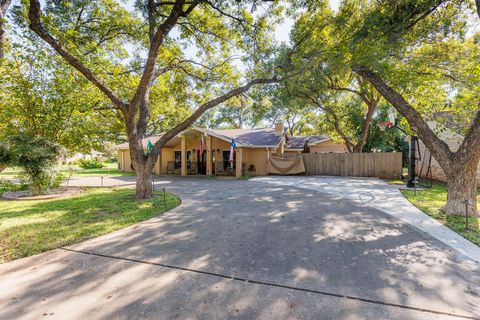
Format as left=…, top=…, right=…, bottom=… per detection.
left=0, top=188, right=180, bottom=263
left=389, top=180, right=480, bottom=247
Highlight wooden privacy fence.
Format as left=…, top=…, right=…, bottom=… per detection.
left=301, top=152, right=402, bottom=179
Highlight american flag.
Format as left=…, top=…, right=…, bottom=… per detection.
left=200, top=134, right=204, bottom=157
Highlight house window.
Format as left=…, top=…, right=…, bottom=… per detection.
left=222, top=150, right=235, bottom=170
left=174, top=151, right=181, bottom=169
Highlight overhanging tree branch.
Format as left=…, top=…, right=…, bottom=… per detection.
left=27, top=0, right=126, bottom=110
left=149, top=76, right=278, bottom=159
left=352, top=64, right=454, bottom=169
left=295, top=87, right=355, bottom=152
left=205, top=0, right=247, bottom=29
left=130, top=0, right=200, bottom=114
left=0, top=0, right=12, bottom=60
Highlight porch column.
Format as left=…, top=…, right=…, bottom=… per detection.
left=206, top=134, right=213, bottom=175
left=120, top=150, right=124, bottom=171
left=279, top=139, right=285, bottom=154
left=181, top=135, right=187, bottom=176
left=156, top=149, right=162, bottom=174
left=236, top=147, right=243, bottom=178
left=266, top=148, right=270, bottom=174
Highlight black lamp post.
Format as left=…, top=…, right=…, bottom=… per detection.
left=406, top=136, right=418, bottom=188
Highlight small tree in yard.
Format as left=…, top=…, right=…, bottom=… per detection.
left=24, top=0, right=282, bottom=199
left=0, top=135, right=63, bottom=195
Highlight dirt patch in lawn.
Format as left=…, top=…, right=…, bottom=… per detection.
left=2, top=188, right=84, bottom=200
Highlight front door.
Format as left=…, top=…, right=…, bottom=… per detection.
left=197, top=150, right=206, bottom=175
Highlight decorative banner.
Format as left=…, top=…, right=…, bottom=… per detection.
left=145, top=140, right=154, bottom=157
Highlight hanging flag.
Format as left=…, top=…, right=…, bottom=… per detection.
left=200, top=134, right=204, bottom=157
left=145, top=140, right=154, bottom=157
left=229, top=138, right=236, bottom=167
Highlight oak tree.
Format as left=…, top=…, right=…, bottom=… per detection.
left=26, top=0, right=282, bottom=198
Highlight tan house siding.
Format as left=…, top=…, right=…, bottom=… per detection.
left=205, top=136, right=231, bottom=170
left=284, top=140, right=348, bottom=154
left=119, top=149, right=133, bottom=172
left=117, top=132, right=275, bottom=177
left=160, top=147, right=174, bottom=174
left=117, top=150, right=124, bottom=171
left=212, top=137, right=231, bottom=150
left=243, top=148, right=270, bottom=176
left=417, top=121, right=480, bottom=185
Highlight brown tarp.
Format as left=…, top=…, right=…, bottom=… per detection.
left=267, top=155, right=305, bottom=175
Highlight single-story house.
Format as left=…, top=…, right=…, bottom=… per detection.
left=116, top=124, right=348, bottom=177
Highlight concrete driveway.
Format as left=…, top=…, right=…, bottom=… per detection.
left=1, top=177, right=479, bottom=320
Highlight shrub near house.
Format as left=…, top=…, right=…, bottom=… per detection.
left=77, top=158, right=105, bottom=169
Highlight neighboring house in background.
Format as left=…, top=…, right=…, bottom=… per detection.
left=416, top=119, right=480, bottom=185
left=115, top=123, right=348, bottom=177
left=60, top=150, right=105, bottom=164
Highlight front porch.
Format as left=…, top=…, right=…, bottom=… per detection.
left=118, top=128, right=273, bottom=177
left=155, top=129, right=244, bottom=177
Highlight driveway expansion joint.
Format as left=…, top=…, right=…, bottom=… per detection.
left=60, top=247, right=479, bottom=320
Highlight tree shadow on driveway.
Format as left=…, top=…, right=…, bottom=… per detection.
left=1, top=178, right=479, bottom=319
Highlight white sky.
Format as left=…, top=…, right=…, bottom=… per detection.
left=119, top=0, right=341, bottom=44
left=21, top=0, right=343, bottom=62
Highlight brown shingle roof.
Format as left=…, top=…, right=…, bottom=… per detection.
left=115, top=128, right=284, bottom=150
left=206, top=128, right=283, bottom=147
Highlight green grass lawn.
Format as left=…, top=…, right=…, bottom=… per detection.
left=0, top=162, right=135, bottom=179
left=395, top=181, right=480, bottom=247
left=0, top=188, right=180, bottom=263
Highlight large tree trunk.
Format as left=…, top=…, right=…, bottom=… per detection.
left=126, top=118, right=156, bottom=199
left=129, top=148, right=156, bottom=199
left=353, top=65, right=480, bottom=216
left=444, top=159, right=479, bottom=217
left=135, top=163, right=154, bottom=199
